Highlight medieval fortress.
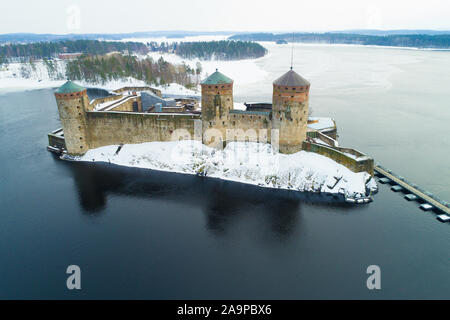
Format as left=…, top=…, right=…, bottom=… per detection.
left=48, top=68, right=374, bottom=175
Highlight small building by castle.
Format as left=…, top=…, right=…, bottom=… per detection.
left=48, top=68, right=374, bottom=175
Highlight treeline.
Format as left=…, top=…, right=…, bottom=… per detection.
left=229, top=33, right=450, bottom=49
left=0, top=40, right=149, bottom=61
left=148, top=40, right=268, bottom=60
left=65, top=54, right=202, bottom=88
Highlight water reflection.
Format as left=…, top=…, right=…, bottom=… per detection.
left=63, top=161, right=352, bottom=239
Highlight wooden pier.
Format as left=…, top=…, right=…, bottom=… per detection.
left=374, top=165, right=450, bottom=216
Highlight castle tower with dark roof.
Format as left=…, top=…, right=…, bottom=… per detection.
left=200, top=69, right=234, bottom=148
left=272, top=68, right=310, bottom=153
left=54, top=81, right=91, bottom=155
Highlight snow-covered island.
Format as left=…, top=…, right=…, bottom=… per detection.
left=64, top=140, right=378, bottom=202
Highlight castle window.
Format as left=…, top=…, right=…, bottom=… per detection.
left=80, top=137, right=83, bottom=140
left=80, top=146, right=83, bottom=149
left=233, top=121, right=235, bottom=125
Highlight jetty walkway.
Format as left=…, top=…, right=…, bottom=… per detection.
left=374, top=165, right=450, bottom=216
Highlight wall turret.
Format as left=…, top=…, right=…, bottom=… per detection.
left=272, top=68, right=310, bottom=153
left=54, top=81, right=90, bottom=155
left=200, top=69, right=234, bottom=148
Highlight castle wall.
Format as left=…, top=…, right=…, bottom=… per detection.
left=48, top=129, right=66, bottom=151
left=90, top=94, right=124, bottom=109
left=107, top=97, right=141, bottom=112
left=85, top=111, right=200, bottom=149
left=302, top=141, right=374, bottom=175
left=113, top=86, right=162, bottom=97
left=227, top=111, right=272, bottom=143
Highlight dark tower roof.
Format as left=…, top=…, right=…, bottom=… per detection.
left=273, top=69, right=310, bottom=87
left=201, top=69, right=233, bottom=85
left=56, top=80, right=85, bottom=94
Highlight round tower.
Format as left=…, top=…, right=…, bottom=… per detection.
left=200, top=69, right=234, bottom=148
left=272, top=68, right=310, bottom=154
left=54, top=81, right=91, bottom=155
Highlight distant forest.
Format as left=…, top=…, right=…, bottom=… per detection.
left=148, top=40, right=268, bottom=60
left=229, top=33, right=450, bottom=49
left=65, top=54, right=202, bottom=88
left=0, top=40, right=149, bottom=62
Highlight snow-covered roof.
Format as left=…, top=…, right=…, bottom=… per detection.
left=308, top=117, right=335, bottom=131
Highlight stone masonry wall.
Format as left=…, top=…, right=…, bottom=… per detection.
left=201, top=83, right=233, bottom=147
left=302, top=141, right=374, bottom=175
left=85, top=111, right=200, bottom=149
left=227, top=111, right=272, bottom=143
left=55, top=90, right=91, bottom=155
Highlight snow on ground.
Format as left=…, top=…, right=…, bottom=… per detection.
left=0, top=61, right=67, bottom=93
left=146, top=51, right=268, bottom=86
left=118, top=35, right=269, bottom=87
left=0, top=34, right=267, bottom=95
left=73, top=140, right=376, bottom=199
left=0, top=61, right=198, bottom=96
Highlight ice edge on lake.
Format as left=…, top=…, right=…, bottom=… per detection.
left=64, top=140, right=377, bottom=201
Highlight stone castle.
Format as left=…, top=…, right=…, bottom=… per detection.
left=48, top=68, right=374, bottom=175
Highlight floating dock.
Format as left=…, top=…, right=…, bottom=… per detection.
left=391, top=185, right=404, bottom=192
left=405, top=194, right=418, bottom=201
left=437, top=215, right=450, bottom=222
left=374, top=165, right=450, bottom=216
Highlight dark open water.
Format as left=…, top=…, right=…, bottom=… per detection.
left=0, top=88, right=449, bottom=299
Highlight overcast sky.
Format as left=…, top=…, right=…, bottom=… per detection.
left=1, top=0, right=450, bottom=34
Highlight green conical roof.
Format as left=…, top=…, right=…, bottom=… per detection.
left=56, top=80, right=85, bottom=94
left=201, top=69, right=233, bottom=85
